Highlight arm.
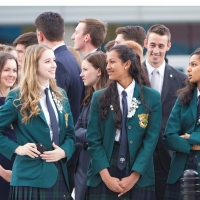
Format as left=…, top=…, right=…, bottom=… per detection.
left=131, top=92, right=162, bottom=176
left=164, top=98, right=191, bottom=153
left=0, top=165, right=12, bottom=182
left=86, top=92, right=110, bottom=175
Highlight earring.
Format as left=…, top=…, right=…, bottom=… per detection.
left=124, top=67, right=127, bottom=70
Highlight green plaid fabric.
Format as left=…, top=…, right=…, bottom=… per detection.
left=164, top=153, right=199, bottom=200
left=85, top=142, right=155, bottom=200
left=9, top=162, right=72, bottom=200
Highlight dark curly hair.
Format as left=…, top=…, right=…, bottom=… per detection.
left=177, top=48, right=200, bottom=105
left=100, top=45, right=150, bottom=129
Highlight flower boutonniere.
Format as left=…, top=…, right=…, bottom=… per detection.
left=127, top=97, right=141, bottom=118
left=51, top=92, right=63, bottom=114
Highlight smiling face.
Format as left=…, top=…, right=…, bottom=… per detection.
left=106, top=50, right=129, bottom=84
left=0, top=59, right=17, bottom=90
left=71, top=22, right=87, bottom=51
left=37, top=49, right=56, bottom=86
left=80, top=59, right=101, bottom=89
left=187, top=54, right=200, bottom=88
left=144, top=33, right=171, bottom=68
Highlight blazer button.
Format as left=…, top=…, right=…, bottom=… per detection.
left=128, top=126, right=131, bottom=129
left=129, top=140, right=133, bottom=144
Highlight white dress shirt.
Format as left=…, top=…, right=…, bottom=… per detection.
left=52, top=43, right=66, bottom=51
left=40, top=86, right=60, bottom=140
left=115, top=80, right=135, bottom=141
left=146, top=60, right=166, bottom=94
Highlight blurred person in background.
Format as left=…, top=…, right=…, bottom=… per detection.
left=0, top=52, right=18, bottom=200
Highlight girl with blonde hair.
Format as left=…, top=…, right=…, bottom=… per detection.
left=0, top=44, right=75, bottom=200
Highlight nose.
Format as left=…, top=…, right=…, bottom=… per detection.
left=153, top=46, right=159, bottom=54
left=71, top=33, right=75, bottom=40
left=80, top=71, right=84, bottom=77
left=187, top=65, right=191, bottom=72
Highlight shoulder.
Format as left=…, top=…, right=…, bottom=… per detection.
left=6, top=88, right=20, bottom=100
left=166, top=64, right=187, bottom=79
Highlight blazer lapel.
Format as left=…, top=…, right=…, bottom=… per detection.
left=190, top=88, right=197, bottom=124
left=161, top=64, right=173, bottom=104
left=38, top=103, right=48, bottom=124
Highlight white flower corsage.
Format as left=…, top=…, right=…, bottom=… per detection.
left=127, top=97, right=141, bottom=118
left=51, top=92, right=63, bottom=114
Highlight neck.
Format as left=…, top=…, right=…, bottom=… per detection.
left=118, top=77, right=133, bottom=89
left=81, top=45, right=97, bottom=57
left=147, top=58, right=164, bottom=68
left=40, top=40, right=65, bottom=49
left=0, top=87, right=10, bottom=97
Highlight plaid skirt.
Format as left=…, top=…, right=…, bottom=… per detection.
left=85, top=142, right=155, bottom=200
left=164, top=152, right=200, bottom=200
left=9, top=162, right=73, bottom=200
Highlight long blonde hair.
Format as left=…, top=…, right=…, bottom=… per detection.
left=17, top=44, right=62, bottom=124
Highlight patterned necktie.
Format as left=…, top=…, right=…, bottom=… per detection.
left=44, top=88, right=59, bottom=145
left=117, top=90, right=128, bottom=170
left=150, top=69, right=160, bottom=92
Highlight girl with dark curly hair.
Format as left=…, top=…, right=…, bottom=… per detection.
left=85, top=45, right=162, bottom=200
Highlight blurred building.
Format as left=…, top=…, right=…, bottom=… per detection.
left=1, top=6, right=200, bottom=73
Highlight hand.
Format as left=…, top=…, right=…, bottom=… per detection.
left=118, top=171, right=141, bottom=197
left=14, top=143, right=40, bottom=158
left=40, top=142, right=66, bottom=162
left=180, top=133, right=190, bottom=139
left=0, top=165, right=12, bottom=182
left=191, top=145, right=200, bottom=150
left=100, top=168, right=123, bottom=193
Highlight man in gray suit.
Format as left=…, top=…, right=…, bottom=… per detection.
left=143, top=24, right=187, bottom=200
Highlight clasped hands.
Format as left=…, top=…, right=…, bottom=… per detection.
left=14, top=142, right=66, bottom=162
left=180, top=133, right=200, bottom=150
left=100, top=169, right=140, bottom=197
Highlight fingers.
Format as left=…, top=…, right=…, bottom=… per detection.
left=118, top=190, right=127, bottom=197
left=52, top=142, right=59, bottom=149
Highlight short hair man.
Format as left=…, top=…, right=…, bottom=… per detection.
left=143, top=24, right=187, bottom=200
left=13, top=32, right=38, bottom=70
left=104, top=40, right=115, bottom=52
left=71, top=18, right=107, bottom=57
left=114, top=26, right=146, bottom=48
left=35, top=11, right=83, bottom=124
left=35, top=11, right=83, bottom=193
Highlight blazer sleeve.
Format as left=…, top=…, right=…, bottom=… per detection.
left=86, top=92, right=110, bottom=175
left=0, top=90, right=19, bottom=160
left=59, top=90, right=76, bottom=162
left=131, top=91, right=162, bottom=175
left=164, top=98, right=191, bottom=153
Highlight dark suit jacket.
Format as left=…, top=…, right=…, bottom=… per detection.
left=86, top=83, right=162, bottom=187
left=54, top=45, right=83, bottom=124
left=164, top=88, right=200, bottom=184
left=143, top=62, right=187, bottom=173
left=0, top=88, right=75, bottom=189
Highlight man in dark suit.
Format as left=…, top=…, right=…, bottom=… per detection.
left=143, top=24, right=187, bottom=200
left=71, top=18, right=107, bottom=57
left=35, top=12, right=83, bottom=194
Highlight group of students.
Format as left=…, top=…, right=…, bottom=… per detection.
left=1, top=12, right=200, bottom=200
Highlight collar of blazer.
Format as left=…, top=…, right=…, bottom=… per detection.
left=38, top=88, right=64, bottom=129
left=143, top=61, right=174, bottom=104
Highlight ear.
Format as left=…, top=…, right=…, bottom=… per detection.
left=37, top=30, right=44, bottom=43
left=124, top=60, right=131, bottom=70
left=144, top=39, right=148, bottom=49
left=84, top=34, right=91, bottom=42
left=166, top=42, right=171, bottom=51
left=97, top=68, right=101, bottom=76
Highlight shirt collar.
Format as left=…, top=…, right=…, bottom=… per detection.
left=197, top=88, right=200, bottom=98
left=117, top=79, right=135, bottom=97
left=146, top=60, right=166, bottom=78
left=89, top=48, right=98, bottom=54
left=52, top=43, right=65, bottom=51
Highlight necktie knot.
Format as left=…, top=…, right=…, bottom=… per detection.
left=122, top=90, right=127, bottom=98
left=152, top=69, right=159, bottom=75
left=44, top=88, right=49, bottom=95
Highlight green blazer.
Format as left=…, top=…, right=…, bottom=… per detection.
left=0, top=88, right=75, bottom=189
left=86, top=83, right=162, bottom=187
left=164, top=88, right=200, bottom=184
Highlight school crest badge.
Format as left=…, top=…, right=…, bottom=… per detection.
left=138, top=114, right=148, bottom=128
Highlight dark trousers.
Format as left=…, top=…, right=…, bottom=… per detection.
left=154, top=150, right=169, bottom=200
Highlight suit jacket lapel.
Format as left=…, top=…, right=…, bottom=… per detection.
left=161, top=64, right=173, bottom=104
